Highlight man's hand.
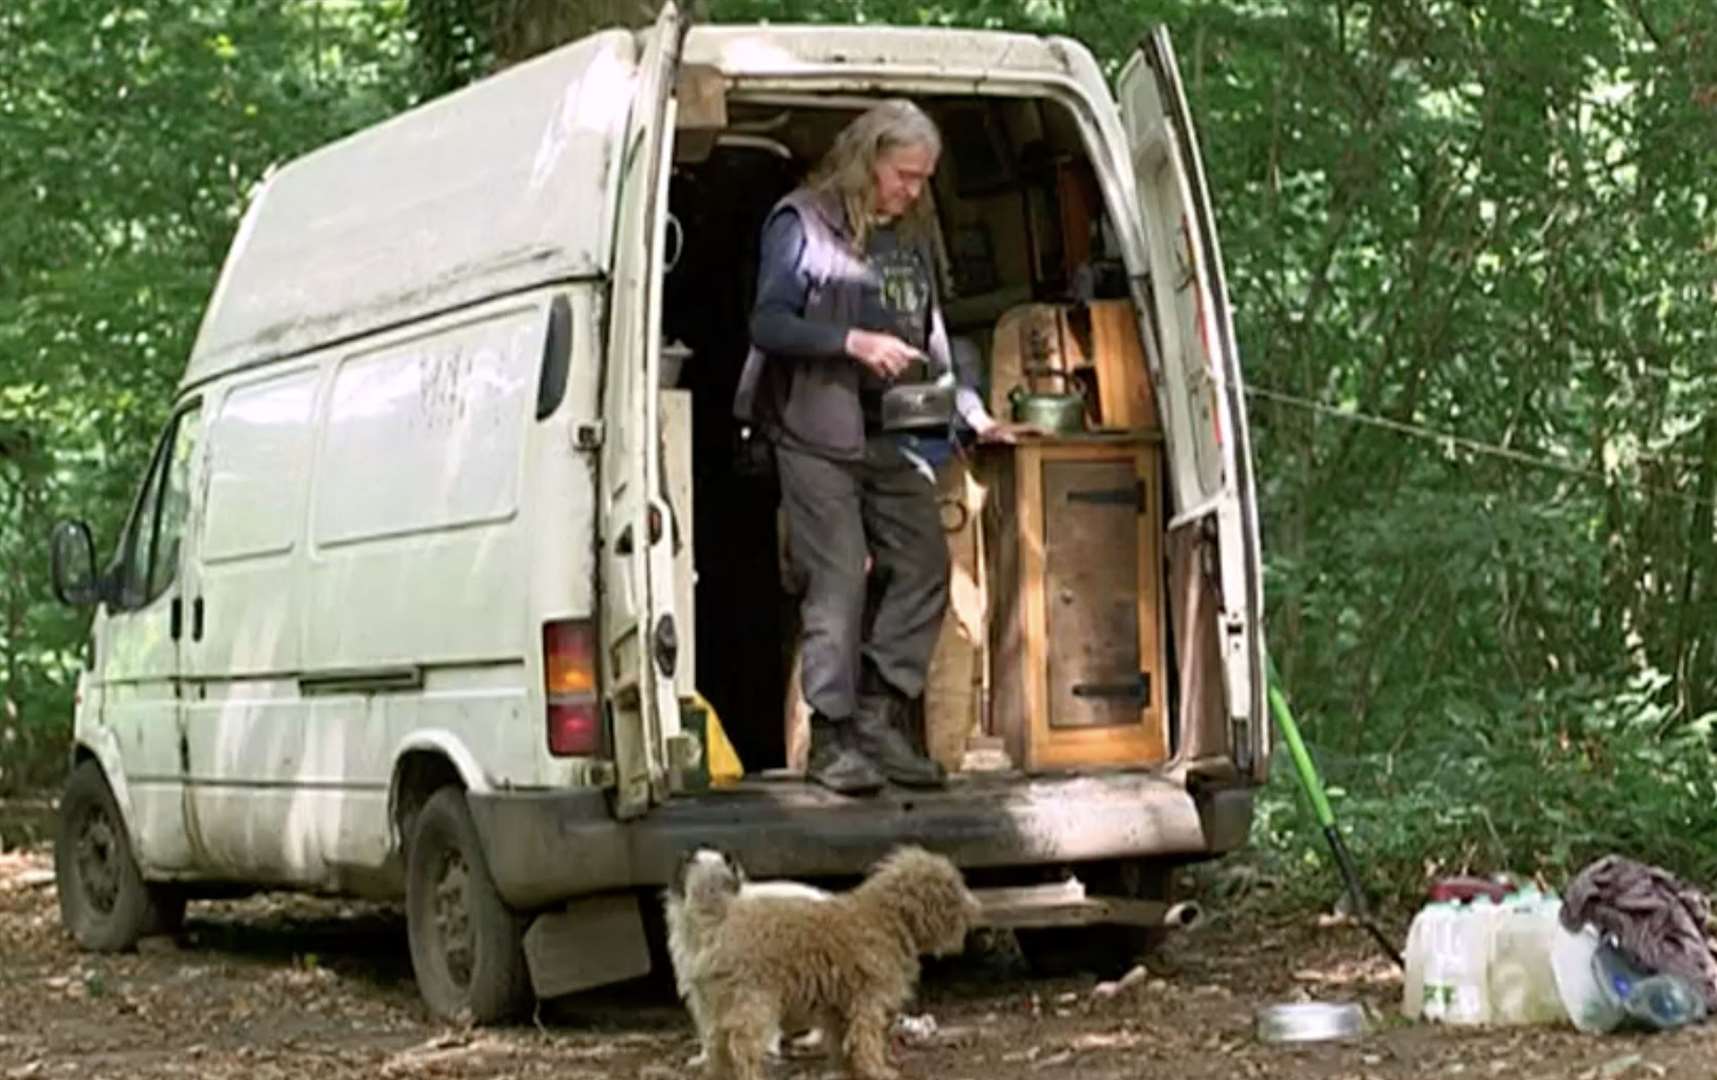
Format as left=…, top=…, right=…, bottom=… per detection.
left=975, top=419, right=1047, bottom=444
left=845, top=329, right=922, bottom=380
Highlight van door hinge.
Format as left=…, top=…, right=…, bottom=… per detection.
left=575, top=421, right=605, bottom=450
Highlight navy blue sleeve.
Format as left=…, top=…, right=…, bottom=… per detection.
left=749, top=209, right=850, bottom=359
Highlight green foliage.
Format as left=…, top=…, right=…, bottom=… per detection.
left=1258, top=670, right=1717, bottom=912
left=3, top=0, right=1715, bottom=908
left=0, top=0, right=417, bottom=793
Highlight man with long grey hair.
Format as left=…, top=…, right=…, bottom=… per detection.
left=734, top=99, right=1025, bottom=795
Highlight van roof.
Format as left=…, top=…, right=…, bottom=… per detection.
left=682, top=24, right=1109, bottom=95
left=181, top=23, right=1113, bottom=391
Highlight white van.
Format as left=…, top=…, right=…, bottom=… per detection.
left=48, top=6, right=1266, bottom=1022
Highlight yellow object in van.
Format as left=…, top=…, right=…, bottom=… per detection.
left=691, top=691, right=744, bottom=785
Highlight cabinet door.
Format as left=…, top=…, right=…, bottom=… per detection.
left=1006, top=442, right=1167, bottom=771
left=1043, top=459, right=1146, bottom=730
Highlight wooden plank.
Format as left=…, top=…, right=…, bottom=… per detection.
left=981, top=447, right=1029, bottom=770
left=925, top=459, right=987, bottom=771
left=1088, top=299, right=1159, bottom=430
left=1018, top=442, right=1052, bottom=770
left=972, top=880, right=1173, bottom=929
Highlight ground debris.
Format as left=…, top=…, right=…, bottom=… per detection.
left=1091, top=964, right=1149, bottom=1000
left=6, top=824, right=1717, bottom=1079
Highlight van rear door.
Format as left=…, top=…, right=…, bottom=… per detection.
left=1116, top=28, right=1267, bottom=780
left=599, top=2, right=688, bottom=818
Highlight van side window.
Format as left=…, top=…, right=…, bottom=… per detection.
left=114, top=406, right=200, bottom=611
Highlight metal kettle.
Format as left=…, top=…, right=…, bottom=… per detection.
left=1008, top=371, right=1086, bottom=434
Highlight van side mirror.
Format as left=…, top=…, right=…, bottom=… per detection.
left=50, top=520, right=101, bottom=607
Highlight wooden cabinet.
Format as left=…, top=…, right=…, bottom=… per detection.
left=983, top=435, right=1168, bottom=771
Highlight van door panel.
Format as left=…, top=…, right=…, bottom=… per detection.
left=1117, top=28, right=1267, bottom=778
left=598, top=3, right=687, bottom=818
left=181, top=365, right=324, bottom=880
left=98, top=404, right=202, bottom=872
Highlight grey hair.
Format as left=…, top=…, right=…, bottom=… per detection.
left=809, top=99, right=942, bottom=251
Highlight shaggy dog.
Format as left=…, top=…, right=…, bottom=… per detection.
left=663, top=847, right=832, bottom=1064
left=686, top=845, right=980, bottom=1080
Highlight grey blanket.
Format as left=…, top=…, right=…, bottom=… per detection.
left=1561, top=854, right=1717, bottom=1011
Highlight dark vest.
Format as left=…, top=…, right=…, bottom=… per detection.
left=733, top=188, right=949, bottom=461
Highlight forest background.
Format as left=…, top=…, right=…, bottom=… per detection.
left=4, top=0, right=1715, bottom=906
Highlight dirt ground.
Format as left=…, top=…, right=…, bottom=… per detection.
left=2, top=820, right=1714, bottom=1080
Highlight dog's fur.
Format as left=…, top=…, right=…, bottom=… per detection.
left=686, top=845, right=980, bottom=1080
left=663, top=847, right=832, bottom=1063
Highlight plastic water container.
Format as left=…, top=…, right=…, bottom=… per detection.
left=1444, top=895, right=1499, bottom=1023
left=1550, top=923, right=1625, bottom=1033
left=1402, top=897, right=1501, bottom=1024
left=1487, top=889, right=1567, bottom=1025
left=1403, top=901, right=1454, bottom=1020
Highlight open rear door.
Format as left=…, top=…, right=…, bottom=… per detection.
left=600, top=2, right=688, bottom=818
left=1117, top=28, right=1267, bottom=780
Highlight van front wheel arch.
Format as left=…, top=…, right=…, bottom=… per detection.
left=405, top=786, right=531, bottom=1023
left=55, top=760, right=180, bottom=950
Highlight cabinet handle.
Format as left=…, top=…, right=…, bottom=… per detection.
left=1067, top=481, right=1145, bottom=511
left=1072, top=673, right=1151, bottom=705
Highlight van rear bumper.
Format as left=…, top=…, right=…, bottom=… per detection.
left=467, top=772, right=1253, bottom=911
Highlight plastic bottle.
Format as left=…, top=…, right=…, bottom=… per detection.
left=1487, top=889, right=1567, bottom=1025
left=1623, top=973, right=1707, bottom=1029
left=1592, top=941, right=1709, bottom=1031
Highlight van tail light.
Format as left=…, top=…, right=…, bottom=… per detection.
left=544, top=618, right=601, bottom=756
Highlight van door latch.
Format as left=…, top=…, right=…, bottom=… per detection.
left=652, top=615, right=678, bottom=678
left=575, top=421, right=605, bottom=450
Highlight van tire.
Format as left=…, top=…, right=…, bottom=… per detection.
left=55, top=760, right=169, bottom=951
left=405, top=787, right=531, bottom=1023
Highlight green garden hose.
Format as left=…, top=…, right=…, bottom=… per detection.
left=1266, top=653, right=1404, bottom=968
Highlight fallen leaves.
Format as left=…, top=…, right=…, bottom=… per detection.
left=378, top=1032, right=512, bottom=1076
left=5, top=831, right=1717, bottom=1080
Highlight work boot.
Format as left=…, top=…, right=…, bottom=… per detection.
left=806, top=715, right=884, bottom=796
left=853, top=692, right=946, bottom=789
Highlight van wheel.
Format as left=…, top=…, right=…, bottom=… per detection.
left=405, top=787, right=531, bottom=1023
left=55, top=761, right=169, bottom=951
left=1016, top=860, right=1174, bottom=979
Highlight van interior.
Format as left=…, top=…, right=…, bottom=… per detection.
left=660, top=90, right=1181, bottom=777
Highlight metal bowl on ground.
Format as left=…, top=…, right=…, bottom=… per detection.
left=1255, top=1001, right=1367, bottom=1043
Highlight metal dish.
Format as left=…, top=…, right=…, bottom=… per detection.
left=1255, top=1001, right=1367, bottom=1043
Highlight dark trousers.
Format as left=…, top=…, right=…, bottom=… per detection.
left=776, top=436, right=950, bottom=720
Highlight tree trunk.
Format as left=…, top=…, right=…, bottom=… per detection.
left=1673, top=418, right=1717, bottom=721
